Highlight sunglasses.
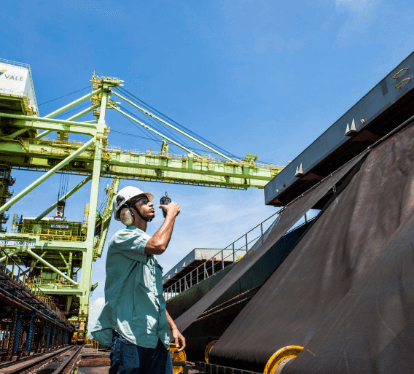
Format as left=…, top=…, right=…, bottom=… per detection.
left=133, top=197, right=149, bottom=206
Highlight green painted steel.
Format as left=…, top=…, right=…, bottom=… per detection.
left=0, top=137, right=96, bottom=215
left=35, top=175, right=92, bottom=220
left=0, top=248, right=25, bottom=262
left=0, top=140, right=279, bottom=188
left=36, top=104, right=100, bottom=140
left=5, top=128, right=30, bottom=139
left=26, top=248, right=79, bottom=286
left=1, top=112, right=98, bottom=128
left=79, top=88, right=107, bottom=322
left=44, top=88, right=102, bottom=119
left=94, top=177, right=120, bottom=258
left=18, top=218, right=84, bottom=238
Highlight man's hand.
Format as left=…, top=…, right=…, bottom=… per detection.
left=160, top=201, right=180, bottom=217
left=171, top=326, right=186, bottom=352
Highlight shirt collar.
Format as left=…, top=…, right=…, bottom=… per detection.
left=126, top=225, right=146, bottom=233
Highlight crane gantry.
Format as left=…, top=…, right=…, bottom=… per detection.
left=0, top=59, right=283, bottom=341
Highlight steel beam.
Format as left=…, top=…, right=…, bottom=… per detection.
left=39, top=287, right=83, bottom=295
left=95, top=178, right=120, bottom=257
left=5, top=128, right=31, bottom=140
left=44, top=88, right=102, bottom=119
left=0, top=112, right=98, bottom=128
left=36, top=104, right=100, bottom=140
left=26, top=249, right=79, bottom=285
left=10, top=121, right=97, bottom=136
left=0, top=137, right=95, bottom=215
left=35, top=175, right=92, bottom=220
left=0, top=248, right=26, bottom=262
left=79, top=90, right=107, bottom=318
left=59, top=252, right=68, bottom=268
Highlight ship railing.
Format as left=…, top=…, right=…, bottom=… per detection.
left=163, top=212, right=314, bottom=301
left=163, top=211, right=280, bottom=301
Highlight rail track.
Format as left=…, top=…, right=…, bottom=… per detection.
left=0, top=345, right=83, bottom=374
left=0, top=352, right=46, bottom=370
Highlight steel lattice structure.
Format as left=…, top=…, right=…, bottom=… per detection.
left=0, top=60, right=283, bottom=341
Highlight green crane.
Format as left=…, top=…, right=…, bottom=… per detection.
left=0, top=71, right=283, bottom=342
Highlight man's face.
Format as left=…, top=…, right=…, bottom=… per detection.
left=134, top=196, right=155, bottom=220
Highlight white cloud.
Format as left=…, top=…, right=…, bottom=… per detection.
left=335, top=0, right=379, bottom=14
left=334, top=0, right=381, bottom=46
left=61, top=0, right=125, bottom=19
left=87, top=297, right=105, bottom=338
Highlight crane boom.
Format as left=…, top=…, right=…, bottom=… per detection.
left=0, top=139, right=279, bottom=189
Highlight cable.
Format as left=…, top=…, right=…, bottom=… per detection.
left=122, top=110, right=160, bottom=142
left=111, top=130, right=184, bottom=154
left=117, top=88, right=207, bottom=147
left=117, top=88, right=278, bottom=164
left=38, top=86, right=90, bottom=106
left=112, top=130, right=233, bottom=156
left=111, top=130, right=162, bottom=143
left=55, top=102, right=91, bottom=119
left=116, top=90, right=194, bottom=149
left=120, top=105, right=187, bottom=147
left=117, top=87, right=242, bottom=160
left=119, top=104, right=207, bottom=155
left=64, top=173, right=69, bottom=200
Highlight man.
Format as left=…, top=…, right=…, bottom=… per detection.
left=91, top=186, right=185, bottom=374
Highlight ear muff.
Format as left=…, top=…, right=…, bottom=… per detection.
left=120, top=207, right=134, bottom=226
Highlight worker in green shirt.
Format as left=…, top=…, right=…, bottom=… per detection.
left=91, top=186, right=185, bottom=374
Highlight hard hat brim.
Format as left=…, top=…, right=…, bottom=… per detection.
left=138, top=192, right=153, bottom=202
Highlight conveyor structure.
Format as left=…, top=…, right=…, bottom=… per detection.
left=0, top=248, right=74, bottom=361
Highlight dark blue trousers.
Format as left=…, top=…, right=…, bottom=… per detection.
left=110, top=331, right=173, bottom=374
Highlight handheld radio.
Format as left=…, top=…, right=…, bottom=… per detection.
left=160, top=192, right=171, bottom=218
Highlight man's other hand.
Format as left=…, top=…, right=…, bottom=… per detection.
left=160, top=201, right=180, bottom=217
left=171, top=327, right=186, bottom=352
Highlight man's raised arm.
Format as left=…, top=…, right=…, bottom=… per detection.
left=145, top=202, right=180, bottom=255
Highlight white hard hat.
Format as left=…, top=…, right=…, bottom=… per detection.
left=113, top=186, right=153, bottom=221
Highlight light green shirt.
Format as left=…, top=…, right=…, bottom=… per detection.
left=91, top=225, right=170, bottom=349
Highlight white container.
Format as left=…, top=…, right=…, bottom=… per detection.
left=0, top=58, right=38, bottom=115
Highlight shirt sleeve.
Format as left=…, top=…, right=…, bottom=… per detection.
left=113, top=228, right=151, bottom=262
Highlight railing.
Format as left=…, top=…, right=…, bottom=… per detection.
left=0, top=248, right=62, bottom=316
left=0, top=58, right=30, bottom=69
left=163, top=211, right=280, bottom=301
left=16, top=228, right=86, bottom=242
left=163, top=213, right=314, bottom=301
left=23, top=138, right=284, bottom=171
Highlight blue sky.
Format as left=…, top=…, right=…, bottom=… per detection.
left=1, top=0, right=414, bottom=333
